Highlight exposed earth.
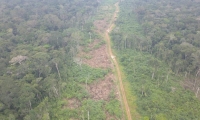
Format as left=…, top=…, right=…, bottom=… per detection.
left=67, top=2, right=132, bottom=120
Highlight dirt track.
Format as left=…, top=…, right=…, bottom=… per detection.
left=105, top=2, right=132, bottom=120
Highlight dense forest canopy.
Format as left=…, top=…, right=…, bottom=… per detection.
left=0, top=0, right=100, bottom=119
left=1, top=0, right=200, bottom=119
left=115, top=0, right=200, bottom=76
left=111, top=0, right=200, bottom=119
left=112, top=0, right=200, bottom=85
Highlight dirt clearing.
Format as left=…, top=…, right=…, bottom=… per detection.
left=87, top=74, right=119, bottom=101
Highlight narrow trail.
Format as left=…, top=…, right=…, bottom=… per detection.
left=105, top=2, right=132, bottom=120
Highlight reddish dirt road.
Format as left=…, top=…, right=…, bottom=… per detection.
left=105, top=2, right=132, bottom=120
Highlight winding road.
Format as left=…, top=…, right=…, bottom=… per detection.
left=105, top=2, right=132, bottom=120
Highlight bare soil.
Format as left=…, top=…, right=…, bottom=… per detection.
left=87, top=74, right=119, bottom=101
left=83, top=45, right=112, bottom=69
left=69, top=2, right=131, bottom=120
left=94, top=18, right=109, bottom=33
left=64, top=98, right=80, bottom=109
left=77, top=37, right=113, bottom=69
left=182, top=79, right=200, bottom=99
left=105, top=3, right=133, bottom=120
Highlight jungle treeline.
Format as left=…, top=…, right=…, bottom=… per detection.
left=0, top=0, right=100, bottom=119
left=111, top=0, right=200, bottom=119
